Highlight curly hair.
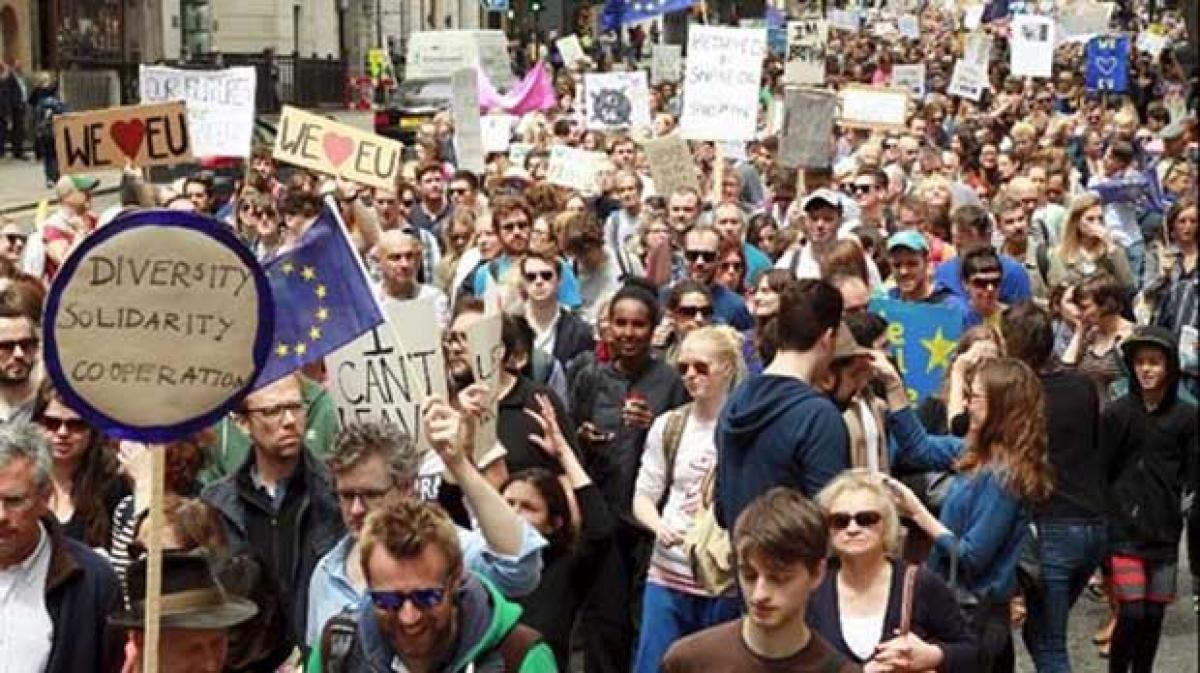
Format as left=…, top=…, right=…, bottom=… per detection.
left=956, top=358, right=1053, bottom=503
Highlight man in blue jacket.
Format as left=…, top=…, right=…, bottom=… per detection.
left=715, top=279, right=849, bottom=528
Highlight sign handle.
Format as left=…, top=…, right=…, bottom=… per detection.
left=142, top=446, right=165, bottom=673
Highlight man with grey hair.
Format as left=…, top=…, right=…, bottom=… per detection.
left=0, top=422, right=122, bottom=673
left=304, top=421, right=545, bottom=646
left=374, top=229, right=450, bottom=328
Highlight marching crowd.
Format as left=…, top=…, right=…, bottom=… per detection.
left=0, top=2, right=1196, bottom=673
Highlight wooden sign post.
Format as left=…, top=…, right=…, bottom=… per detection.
left=143, top=447, right=165, bottom=673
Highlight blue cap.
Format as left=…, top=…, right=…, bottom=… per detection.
left=887, top=230, right=929, bottom=253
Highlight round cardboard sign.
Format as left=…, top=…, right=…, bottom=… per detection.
left=43, top=209, right=274, bottom=442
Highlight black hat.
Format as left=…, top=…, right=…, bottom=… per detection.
left=109, top=550, right=258, bottom=630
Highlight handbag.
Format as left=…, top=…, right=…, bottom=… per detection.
left=947, top=537, right=980, bottom=613
left=682, top=466, right=735, bottom=595
left=1016, top=522, right=1042, bottom=599
left=897, top=563, right=937, bottom=673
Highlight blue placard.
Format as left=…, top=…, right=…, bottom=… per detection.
left=42, top=209, right=274, bottom=442
left=768, top=27, right=788, bottom=56
left=485, top=0, right=509, bottom=11
left=1085, top=35, right=1128, bottom=93
left=868, top=298, right=963, bottom=401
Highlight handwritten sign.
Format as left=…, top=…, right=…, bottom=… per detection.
left=546, top=145, right=606, bottom=192
left=827, top=8, right=860, bottom=32
left=963, top=31, right=993, bottom=67
left=948, top=59, right=987, bottom=101
left=962, top=4, right=985, bottom=30
left=652, top=44, right=682, bottom=84
left=838, top=86, right=909, bottom=131
left=54, top=101, right=193, bottom=174
left=464, top=313, right=503, bottom=462
left=139, top=66, right=256, bottom=157
left=642, top=134, right=699, bottom=199
left=892, top=64, right=926, bottom=98
left=780, top=88, right=835, bottom=169
left=897, top=13, right=921, bottom=39
left=1085, top=35, right=1128, bottom=92
left=43, top=210, right=271, bottom=441
left=784, top=17, right=827, bottom=85
left=556, top=34, right=587, bottom=67
left=681, top=26, right=766, bottom=142
left=1135, top=31, right=1169, bottom=57
left=406, top=30, right=514, bottom=88
left=1058, top=3, right=1112, bottom=43
left=273, top=106, right=404, bottom=192
left=1011, top=15, right=1055, bottom=78
left=869, top=298, right=962, bottom=401
left=451, top=69, right=485, bottom=174
left=329, top=299, right=448, bottom=452
left=481, top=114, right=513, bottom=153
left=585, top=71, right=651, bottom=131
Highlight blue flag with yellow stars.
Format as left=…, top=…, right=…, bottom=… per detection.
left=254, top=201, right=383, bottom=389
left=602, top=0, right=697, bottom=29
left=868, top=298, right=962, bottom=401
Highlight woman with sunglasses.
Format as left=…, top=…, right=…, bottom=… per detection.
left=713, top=238, right=749, bottom=297
left=652, top=280, right=714, bottom=367
left=877, top=357, right=1054, bottom=673
left=236, top=191, right=283, bottom=261
left=31, top=381, right=130, bottom=549
left=808, top=469, right=977, bottom=671
left=631, top=325, right=745, bottom=673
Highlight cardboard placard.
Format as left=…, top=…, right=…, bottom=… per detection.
left=54, top=101, right=193, bottom=175
left=838, top=86, right=909, bottom=131
left=1058, top=3, right=1113, bottom=43
left=139, top=66, right=256, bottom=158
left=892, top=64, right=926, bottom=98
left=1085, top=35, right=1129, bottom=92
left=642, top=134, right=699, bottom=199
left=481, top=114, right=513, bottom=153
left=680, top=26, right=767, bottom=142
left=897, top=13, right=921, bottom=39
left=784, top=17, right=828, bottom=85
left=585, top=71, right=651, bottom=131
left=556, top=35, right=587, bottom=67
left=273, top=106, right=404, bottom=192
left=546, top=145, right=606, bottom=192
left=780, top=87, right=836, bottom=169
left=451, top=69, right=485, bottom=174
left=328, top=299, right=448, bottom=452
left=948, top=59, right=987, bottom=101
left=827, top=8, right=860, bottom=32
left=1011, top=15, right=1056, bottom=78
left=43, top=210, right=272, bottom=441
left=464, top=313, right=503, bottom=463
left=406, top=30, right=514, bottom=88
left=651, top=44, right=683, bottom=84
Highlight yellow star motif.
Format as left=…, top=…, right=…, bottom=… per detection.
left=315, top=307, right=330, bottom=322
left=295, top=342, right=308, bottom=356
left=315, top=284, right=327, bottom=299
left=309, top=326, right=323, bottom=341
left=281, top=261, right=295, bottom=275
left=301, top=266, right=316, bottom=281
left=275, top=343, right=290, bottom=357
left=921, top=328, right=957, bottom=374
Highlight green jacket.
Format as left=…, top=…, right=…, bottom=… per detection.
left=306, top=574, right=557, bottom=672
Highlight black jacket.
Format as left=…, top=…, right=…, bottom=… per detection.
left=45, top=518, right=123, bottom=673
left=551, top=308, right=595, bottom=366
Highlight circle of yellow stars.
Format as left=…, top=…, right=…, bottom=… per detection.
left=272, top=260, right=330, bottom=359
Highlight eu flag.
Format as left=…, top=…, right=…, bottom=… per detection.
left=254, top=200, right=384, bottom=388
left=602, top=0, right=698, bottom=30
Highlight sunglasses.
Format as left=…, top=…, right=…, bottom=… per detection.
left=523, top=270, right=555, bottom=283
left=369, top=587, right=449, bottom=612
left=676, top=360, right=712, bottom=376
left=0, top=337, right=37, bottom=355
left=684, top=250, right=717, bottom=263
left=3, top=234, right=26, bottom=246
left=970, top=276, right=1001, bottom=290
left=401, top=199, right=416, bottom=207
left=719, top=261, right=743, bottom=272
left=501, top=220, right=532, bottom=232
left=675, top=305, right=713, bottom=319
left=851, top=184, right=875, bottom=195
left=38, top=416, right=91, bottom=434
left=828, top=510, right=883, bottom=530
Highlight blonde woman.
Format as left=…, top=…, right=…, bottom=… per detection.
left=631, top=325, right=746, bottom=673
left=915, top=174, right=955, bottom=223
left=1046, top=193, right=1134, bottom=293
left=808, top=470, right=977, bottom=670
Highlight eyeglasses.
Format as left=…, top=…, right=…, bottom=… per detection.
left=38, top=415, right=90, bottom=435
left=676, top=360, right=711, bottom=376
left=369, top=587, right=449, bottom=613
left=335, top=487, right=392, bottom=508
left=4, top=234, right=28, bottom=246
left=969, top=276, right=1001, bottom=290
left=401, top=199, right=416, bottom=207
left=684, top=250, right=717, bottom=263
left=523, top=270, right=555, bottom=283
left=674, top=305, right=713, bottom=319
left=0, top=337, right=38, bottom=355
left=244, top=401, right=305, bottom=421
left=500, top=220, right=532, bottom=232
left=828, top=510, right=883, bottom=530
left=851, top=183, right=875, bottom=195
left=719, top=261, right=744, bottom=272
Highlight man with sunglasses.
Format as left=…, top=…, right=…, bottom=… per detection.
left=0, top=297, right=39, bottom=426
left=843, top=169, right=892, bottom=236
left=677, top=225, right=752, bottom=331
left=473, top=196, right=582, bottom=310
left=960, top=247, right=1006, bottom=330
left=521, top=252, right=594, bottom=367
left=312, top=404, right=555, bottom=673
left=0, top=218, right=27, bottom=266
left=933, top=205, right=1032, bottom=305
left=447, top=170, right=483, bottom=216
left=203, top=373, right=344, bottom=650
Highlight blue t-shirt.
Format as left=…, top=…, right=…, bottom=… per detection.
left=473, top=255, right=582, bottom=308
left=933, top=254, right=1031, bottom=305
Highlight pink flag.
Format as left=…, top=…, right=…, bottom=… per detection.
left=478, top=61, right=557, bottom=115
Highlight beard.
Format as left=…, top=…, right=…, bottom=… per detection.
left=0, top=364, right=31, bottom=387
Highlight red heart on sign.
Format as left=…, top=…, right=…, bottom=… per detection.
left=322, top=132, right=354, bottom=167
left=110, top=119, right=145, bottom=159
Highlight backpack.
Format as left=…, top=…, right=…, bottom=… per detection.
left=321, top=606, right=544, bottom=673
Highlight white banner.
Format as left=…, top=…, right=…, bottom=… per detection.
left=585, top=71, right=651, bottom=131
left=680, top=26, right=767, bottom=142
left=892, top=64, right=926, bottom=98
left=139, top=66, right=256, bottom=158
left=1011, top=15, right=1056, bottom=78
left=948, top=59, right=987, bottom=101
left=546, top=145, right=606, bottom=192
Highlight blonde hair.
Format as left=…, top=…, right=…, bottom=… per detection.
left=681, top=325, right=747, bottom=390
left=1059, top=192, right=1103, bottom=263
left=815, top=469, right=902, bottom=556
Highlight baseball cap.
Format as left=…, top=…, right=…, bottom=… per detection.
left=801, top=188, right=843, bottom=214
left=55, top=174, right=100, bottom=200
left=833, top=323, right=875, bottom=361
left=887, top=230, right=929, bottom=253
